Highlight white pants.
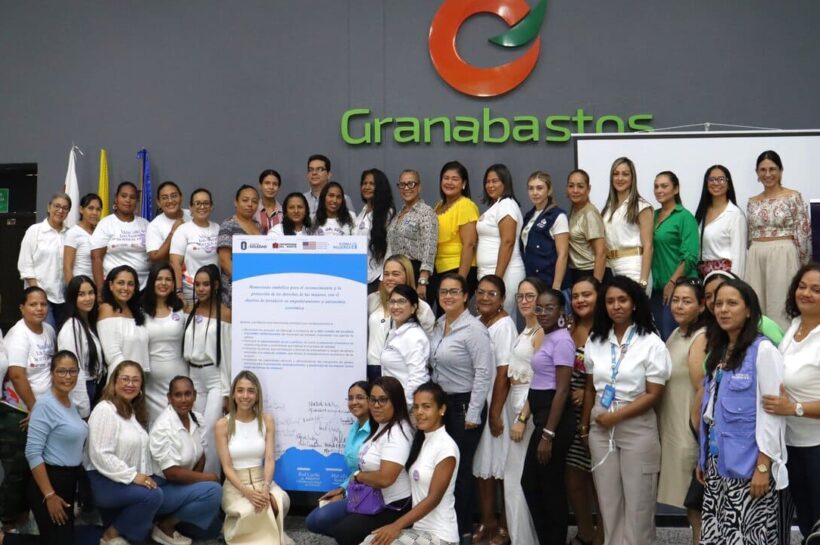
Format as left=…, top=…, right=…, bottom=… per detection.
left=502, top=383, right=538, bottom=545
left=190, top=363, right=225, bottom=474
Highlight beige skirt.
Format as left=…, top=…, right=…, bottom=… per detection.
left=222, top=465, right=288, bottom=545
left=745, top=239, right=799, bottom=330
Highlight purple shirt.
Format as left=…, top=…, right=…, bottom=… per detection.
left=530, top=328, right=575, bottom=390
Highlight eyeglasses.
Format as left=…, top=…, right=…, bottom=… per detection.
left=535, top=304, right=558, bottom=315
left=707, top=176, right=728, bottom=185
left=308, top=167, right=328, bottom=174
left=117, top=376, right=142, bottom=386
left=51, top=204, right=70, bottom=212
left=158, top=193, right=180, bottom=202
left=438, top=288, right=463, bottom=297
left=192, top=201, right=212, bottom=208
left=388, top=297, right=410, bottom=306
left=369, top=395, right=391, bottom=406
left=476, top=289, right=499, bottom=298
left=54, top=368, right=80, bottom=377
left=397, top=181, right=419, bottom=190
left=515, top=293, right=537, bottom=302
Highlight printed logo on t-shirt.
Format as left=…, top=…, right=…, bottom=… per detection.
left=412, top=469, right=420, bottom=481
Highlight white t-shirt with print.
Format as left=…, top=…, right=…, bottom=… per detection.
left=3, top=320, right=56, bottom=411
left=90, top=215, right=151, bottom=288
left=170, top=221, right=219, bottom=289
left=358, top=420, right=413, bottom=503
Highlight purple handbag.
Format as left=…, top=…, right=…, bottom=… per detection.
left=346, top=481, right=386, bottom=515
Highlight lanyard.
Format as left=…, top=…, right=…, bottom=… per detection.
left=608, top=326, right=637, bottom=385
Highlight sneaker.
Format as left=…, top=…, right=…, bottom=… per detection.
left=150, top=526, right=192, bottom=545
left=100, top=537, right=130, bottom=545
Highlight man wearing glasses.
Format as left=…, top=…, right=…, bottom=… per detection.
left=303, top=154, right=354, bottom=217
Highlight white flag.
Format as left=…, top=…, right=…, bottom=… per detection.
left=63, top=146, right=81, bottom=227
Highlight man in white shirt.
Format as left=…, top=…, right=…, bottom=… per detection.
left=146, top=181, right=191, bottom=262
left=303, top=154, right=354, bottom=217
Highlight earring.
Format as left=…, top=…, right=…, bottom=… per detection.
left=558, top=315, right=566, bottom=328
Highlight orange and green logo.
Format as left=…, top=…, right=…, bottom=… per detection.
left=429, top=0, right=547, bottom=97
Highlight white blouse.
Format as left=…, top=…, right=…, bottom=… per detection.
left=149, top=405, right=206, bottom=471
left=367, top=293, right=435, bottom=367
left=488, top=316, right=517, bottom=368
left=98, top=316, right=150, bottom=373
left=603, top=197, right=652, bottom=250
left=17, top=219, right=67, bottom=303
left=380, top=322, right=431, bottom=407
left=88, top=400, right=156, bottom=484
left=58, top=317, right=103, bottom=418
left=476, top=198, right=525, bottom=274
left=64, top=224, right=94, bottom=279
left=700, top=201, right=747, bottom=277
left=779, top=318, right=820, bottom=447
left=408, top=426, right=460, bottom=544
left=354, top=208, right=389, bottom=284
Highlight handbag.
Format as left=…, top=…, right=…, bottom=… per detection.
left=346, top=481, right=386, bottom=515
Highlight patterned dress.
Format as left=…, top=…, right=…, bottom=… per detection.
left=566, top=346, right=591, bottom=471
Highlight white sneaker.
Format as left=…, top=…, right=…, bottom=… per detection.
left=150, top=526, right=192, bottom=545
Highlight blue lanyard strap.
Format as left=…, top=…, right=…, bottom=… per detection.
left=609, top=326, right=637, bottom=384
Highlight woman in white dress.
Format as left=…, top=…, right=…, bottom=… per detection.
left=477, top=164, right=526, bottom=315
left=58, top=275, right=104, bottom=417
left=503, top=277, right=544, bottom=545
left=91, top=181, right=151, bottom=293
left=141, top=262, right=188, bottom=423
left=97, top=265, right=150, bottom=374
left=472, top=275, right=518, bottom=545
left=63, top=193, right=102, bottom=284
left=170, top=188, right=219, bottom=304
left=314, top=182, right=356, bottom=236
left=601, top=157, right=654, bottom=293
left=183, top=264, right=231, bottom=474
left=354, top=169, right=396, bottom=294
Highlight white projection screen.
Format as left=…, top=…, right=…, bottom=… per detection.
left=573, top=130, right=820, bottom=214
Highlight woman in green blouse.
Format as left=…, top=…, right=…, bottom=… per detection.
left=651, top=171, right=700, bottom=340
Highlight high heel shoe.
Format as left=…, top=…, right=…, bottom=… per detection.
left=471, top=524, right=496, bottom=544
left=489, top=527, right=510, bottom=545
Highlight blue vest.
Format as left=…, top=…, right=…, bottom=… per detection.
left=520, top=206, right=568, bottom=289
left=698, top=336, right=765, bottom=480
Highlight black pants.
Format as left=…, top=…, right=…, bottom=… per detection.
left=0, top=404, right=29, bottom=523
left=27, top=464, right=81, bottom=544
left=444, top=391, right=486, bottom=537
left=521, top=389, right=575, bottom=545
left=331, top=498, right=411, bottom=545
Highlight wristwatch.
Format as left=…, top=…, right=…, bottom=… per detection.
left=756, top=463, right=769, bottom=474
left=639, top=279, right=648, bottom=289
left=418, top=277, right=429, bottom=286
left=516, top=412, right=528, bottom=423
left=795, top=402, right=805, bottom=417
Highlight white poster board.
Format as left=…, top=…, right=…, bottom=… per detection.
left=574, top=130, right=820, bottom=213
left=231, top=235, right=367, bottom=492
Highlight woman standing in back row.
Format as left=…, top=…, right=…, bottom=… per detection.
left=746, top=150, right=812, bottom=330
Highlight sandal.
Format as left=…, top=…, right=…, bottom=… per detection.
left=489, top=527, right=510, bottom=545
left=472, top=524, right=496, bottom=544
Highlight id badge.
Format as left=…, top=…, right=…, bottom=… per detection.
left=600, top=384, right=615, bottom=409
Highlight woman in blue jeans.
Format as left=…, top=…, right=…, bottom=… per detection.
left=87, top=361, right=220, bottom=545
left=305, top=381, right=375, bottom=536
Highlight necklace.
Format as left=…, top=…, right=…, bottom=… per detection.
left=796, top=319, right=820, bottom=341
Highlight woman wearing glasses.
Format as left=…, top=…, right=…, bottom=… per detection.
left=170, top=188, right=219, bottom=304
left=354, top=169, right=396, bottom=294
left=18, top=193, right=71, bottom=328
left=378, top=285, right=430, bottom=408
left=386, top=170, right=438, bottom=298
left=581, top=275, right=671, bottom=545
left=331, top=377, right=414, bottom=545
left=429, top=273, right=494, bottom=542
left=693, top=165, right=746, bottom=279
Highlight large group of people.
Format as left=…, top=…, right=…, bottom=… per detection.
left=0, top=150, right=817, bottom=545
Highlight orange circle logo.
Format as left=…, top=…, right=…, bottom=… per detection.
left=429, top=0, right=547, bottom=97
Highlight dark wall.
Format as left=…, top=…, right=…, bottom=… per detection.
left=1, top=1, right=818, bottom=219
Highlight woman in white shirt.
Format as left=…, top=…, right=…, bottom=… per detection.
left=601, top=158, right=654, bottom=293
left=146, top=181, right=191, bottom=264
left=183, top=264, right=232, bottom=475
left=693, top=165, right=747, bottom=278
left=97, top=265, right=150, bottom=373
left=364, top=382, right=459, bottom=545
left=87, top=361, right=189, bottom=545
left=58, top=275, right=104, bottom=417
left=762, top=263, right=820, bottom=541
left=63, top=192, right=102, bottom=284
left=331, top=376, right=414, bottom=545
left=18, top=192, right=70, bottom=328
left=581, top=275, right=671, bottom=545
left=314, top=182, right=356, bottom=236
left=270, top=192, right=313, bottom=236
left=368, top=255, right=436, bottom=381
left=379, top=284, right=430, bottom=408
left=0, top=287, right=56, bottom=528
left=149, top=376, right=222, bottom=542
left=355, top=169, right=396, bottom=294
left=520, top=171, right=570, bottom=292
left=170, top=188, right=219, bottom=304
left=696, top=279, right=787, bottom=545
left=91, top=182, right=151, bottom=293
left=477, top=164, right=526, bottom=314
left=141, top=262, right=187, bottom=423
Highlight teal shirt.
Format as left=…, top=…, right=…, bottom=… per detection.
left=652, top=204, right=700, bottom=286
left=341, top=419, right=372, bottom=490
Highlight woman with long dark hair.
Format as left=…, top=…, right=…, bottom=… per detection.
left=314, top=181, right=356, bottom=236
left=270, top=192, right=313, bottom=236
left=63, top=192, right=102, bottom=284
left=355, top=169, right=396, bottom=294
left=697, top=279, right=787, bottom=544
left=693, top=165, right=746, bottom=278
left=97, top=265, right=149, bottom=373
left=581, top=275, right=671, bottom=545
left=58, top=275, right=104, bottom=417
left=183, top=264, right=231, bottom=474
left=141, top=261, right=187, bottom=423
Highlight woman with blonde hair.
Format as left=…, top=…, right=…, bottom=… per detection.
left=520, top=171, right=570, bottom=291
left=215, top=371, right=290, bottom=545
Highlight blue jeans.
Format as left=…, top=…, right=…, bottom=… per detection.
left=155, top=477, right=222, bottom=531
left=650, top=289, right=676, bottom=341
left=306, top=497, right=349, bottom=536
left=88, top=470, right=163, bottom=542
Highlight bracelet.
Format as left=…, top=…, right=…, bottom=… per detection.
left=542, top=428, right=556, bottom=438
left=42, top=491, right=56, bottom=503
left=580, top=433, right=589, bottom=438
left=579, top=424, right=589, bottom=432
